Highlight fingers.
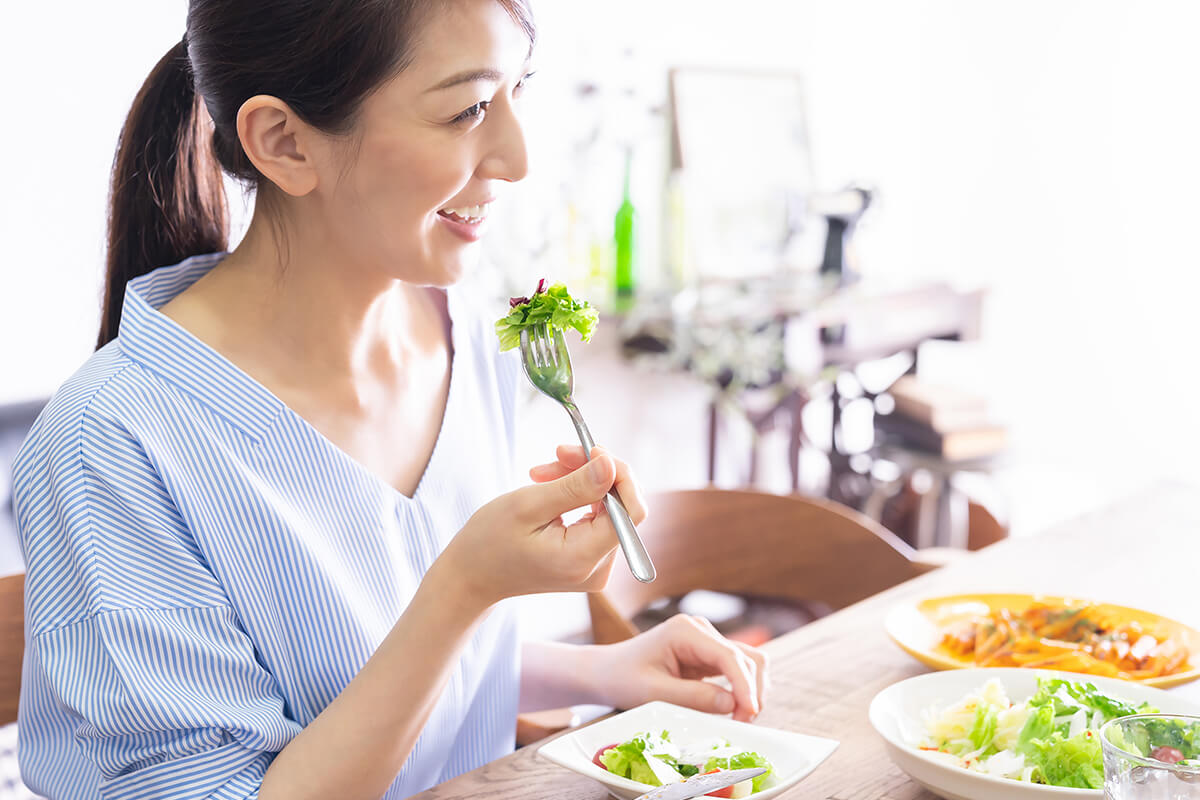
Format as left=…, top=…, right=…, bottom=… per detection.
left=672, top=615, right=761, bottom=721
left=517, top=455, right=615, bottom=523
left=654, top=673, right=738, bottom=716
left=732, top=641, right=770, bottom=711
left=528, top=446, right=648, bottom=525
left=527, top=445, right=590, bottom=482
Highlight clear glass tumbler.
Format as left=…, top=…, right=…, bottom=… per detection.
left=1102, top=714, right=1200, bottom=799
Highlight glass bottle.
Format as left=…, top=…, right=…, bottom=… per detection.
left=614, top=148, right=636, bottom=310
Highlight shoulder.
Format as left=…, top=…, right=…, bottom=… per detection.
left=14, top=343, right=217, bottom=632
left=14, top=341, right=167, bottom=477
left=12, top=338, right=190, bottom=559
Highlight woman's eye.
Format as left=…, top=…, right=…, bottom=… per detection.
left=452, top=102, right=489, bottom=125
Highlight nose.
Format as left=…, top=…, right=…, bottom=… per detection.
left=478, top=99, right=528, bottom=183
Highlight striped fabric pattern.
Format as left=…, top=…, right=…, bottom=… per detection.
left=13, top=254, right=523, bottom=799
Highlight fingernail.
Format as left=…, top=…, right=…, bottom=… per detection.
left=717, top=693, right=734, bottom=713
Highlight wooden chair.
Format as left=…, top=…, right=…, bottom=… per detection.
left=588, top=488, right=938, bottom=645
left=515, top=489, right=938, bottom=744
left=1, top=573, right=23, bottom=726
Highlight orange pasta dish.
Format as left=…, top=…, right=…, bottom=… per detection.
left=939, top=601, right=1189, bottom=680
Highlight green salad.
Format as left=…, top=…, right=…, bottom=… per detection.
left=592, top=730, right=774, bottom=798
left=494, top=279, right=599, bottom=352
left=1106, top=715, right=1200, bottom=768
left=918, top=677, right=1171, bottom=789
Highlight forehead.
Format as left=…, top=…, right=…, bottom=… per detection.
left=407, top=0, right=532, bottom=80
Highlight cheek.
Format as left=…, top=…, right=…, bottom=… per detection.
left=353, top=136, right=466, bottom=220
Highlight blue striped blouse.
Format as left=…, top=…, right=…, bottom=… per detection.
left=13, top=254, right=524, bottom=800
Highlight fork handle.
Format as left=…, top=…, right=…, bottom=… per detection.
left=563, top=402, right=657, bottom=584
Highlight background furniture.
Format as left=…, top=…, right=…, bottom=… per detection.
left=587, top=488, right=938, bottom=645
left=680, top=279, right=986, bottom=498
left=0, top=574, right=22, bottom=727
left=0, top=400, right=45, bottom=578
left=0, top=573, right=36, bottom=800
left=406, top=481, right=1199, bottom=799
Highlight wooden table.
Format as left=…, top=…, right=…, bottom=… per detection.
left=414, top=482, right=1200, bottom=799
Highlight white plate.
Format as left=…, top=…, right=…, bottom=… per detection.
left=537, top=701, right=839, bottom=800
left=868, top=667, right=1200, bottom=800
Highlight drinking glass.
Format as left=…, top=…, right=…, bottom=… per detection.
left=1102, top=714, right=1200, bottom=799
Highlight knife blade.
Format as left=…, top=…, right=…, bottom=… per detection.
left=632, top=767, right=767, bottom=800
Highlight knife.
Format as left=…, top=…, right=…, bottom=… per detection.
left=632, top=767, right=767, bottom=800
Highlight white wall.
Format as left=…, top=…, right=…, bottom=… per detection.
left=3, top=1, right=1199, bottom=501
left=1, top=3, right=192, bottom=401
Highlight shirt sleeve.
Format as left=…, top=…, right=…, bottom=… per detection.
left=15, top=397, right=301, bottom=800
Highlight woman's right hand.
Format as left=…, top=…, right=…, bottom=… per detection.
left=439, top=449, right=645, bottom=607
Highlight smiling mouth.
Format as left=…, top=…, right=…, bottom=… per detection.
left=438, top=203, right=492, bottom=224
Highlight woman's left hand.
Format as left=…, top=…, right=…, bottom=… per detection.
left=589, top=614, right=769, bottom=723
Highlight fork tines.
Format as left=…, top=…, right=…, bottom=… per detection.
left=533, top=325, right=558, bottom=366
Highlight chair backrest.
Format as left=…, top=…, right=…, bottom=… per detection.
left=0, top=572, right=23, bottom=726
left=588, top=489, right=936, bottom=644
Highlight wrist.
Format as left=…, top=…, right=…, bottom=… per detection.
left=575, top=642, right=621, bottom=707
left=422, top=549, right=498, bottom=620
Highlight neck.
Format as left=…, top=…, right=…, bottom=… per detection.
left=204, top=206, right=441, bottom=388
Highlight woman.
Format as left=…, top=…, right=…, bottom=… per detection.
left=13, top=1, right=768, bottom=799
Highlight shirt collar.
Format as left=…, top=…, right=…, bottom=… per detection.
left=117, top=253, right=284, bottom=440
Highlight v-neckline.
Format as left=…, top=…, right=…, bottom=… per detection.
left=130, top=255, right=461, bottom=505
left=280, top=289, right=461, bottom=506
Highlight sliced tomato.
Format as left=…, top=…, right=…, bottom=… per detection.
left=592, top=743, right=620, bottom=769
left=703, top=769, right=734, bottom=798
left=704, top=769, right=755, bottom=798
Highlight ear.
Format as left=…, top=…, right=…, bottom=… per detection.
left=235, top=95, right=319, bottom=197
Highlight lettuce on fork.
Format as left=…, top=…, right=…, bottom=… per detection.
left=494, top=279, right=599, bottom=352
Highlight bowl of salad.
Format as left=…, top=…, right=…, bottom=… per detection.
left=536, top=701, right=838, bottom=799
left=868, top=667, right=1200, bottom=800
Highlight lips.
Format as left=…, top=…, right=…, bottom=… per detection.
left=436, top=205, right=494, bottom=243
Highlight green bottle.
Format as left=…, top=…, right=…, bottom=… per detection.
left=613, top=149, right=636, bottom=310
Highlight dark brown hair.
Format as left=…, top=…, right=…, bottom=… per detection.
left=99, top=0, right=536, bottom=348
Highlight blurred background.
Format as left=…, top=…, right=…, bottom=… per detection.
left=2, top=1, right=1199, bottom=641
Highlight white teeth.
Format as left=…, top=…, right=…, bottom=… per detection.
left=441, top=203, right=490, bottom=222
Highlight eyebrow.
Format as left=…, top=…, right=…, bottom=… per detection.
left=426, top=68, right=506, bottom=93
left=425, top=53, right=534, bottom=93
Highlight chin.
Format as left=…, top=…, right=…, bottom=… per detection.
left=438, top=247, right=482, bottom=286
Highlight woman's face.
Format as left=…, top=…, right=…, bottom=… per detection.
left=312, top=0, right=532, bottom=287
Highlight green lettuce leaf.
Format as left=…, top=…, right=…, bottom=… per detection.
left=702, top=751, right=775, bottom=793
left=1028, top=677, right=1154, bottom=722
left=599, top=732, right=686, bottom=787
left=969, top=704, right=1000, bottom=754
left=1021, top=731, right=1104, bottom=789
left=494, top=280, right=599, bottom=352
left=600, top=736, right=664, bottom=786
left=1017, top=704, right=1057, bottom=756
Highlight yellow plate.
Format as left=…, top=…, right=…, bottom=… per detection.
left=884, top=593, right=1200, bottom=689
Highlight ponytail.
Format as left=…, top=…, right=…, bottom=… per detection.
left=98, top=38, right=228, bottom=349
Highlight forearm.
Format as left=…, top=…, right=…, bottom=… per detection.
left=519, top=641, right=610, bottom=712
left=260, top=559, right=491, bottom=800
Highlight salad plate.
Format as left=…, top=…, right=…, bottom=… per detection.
left=536, top=701, right=838, bottom=800
left=885, top=593, right=1200, bottom=688
left=868, top=667, right=1200, bottom=800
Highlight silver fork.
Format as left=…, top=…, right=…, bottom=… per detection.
left=519, top=324, right=656, bottom=583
